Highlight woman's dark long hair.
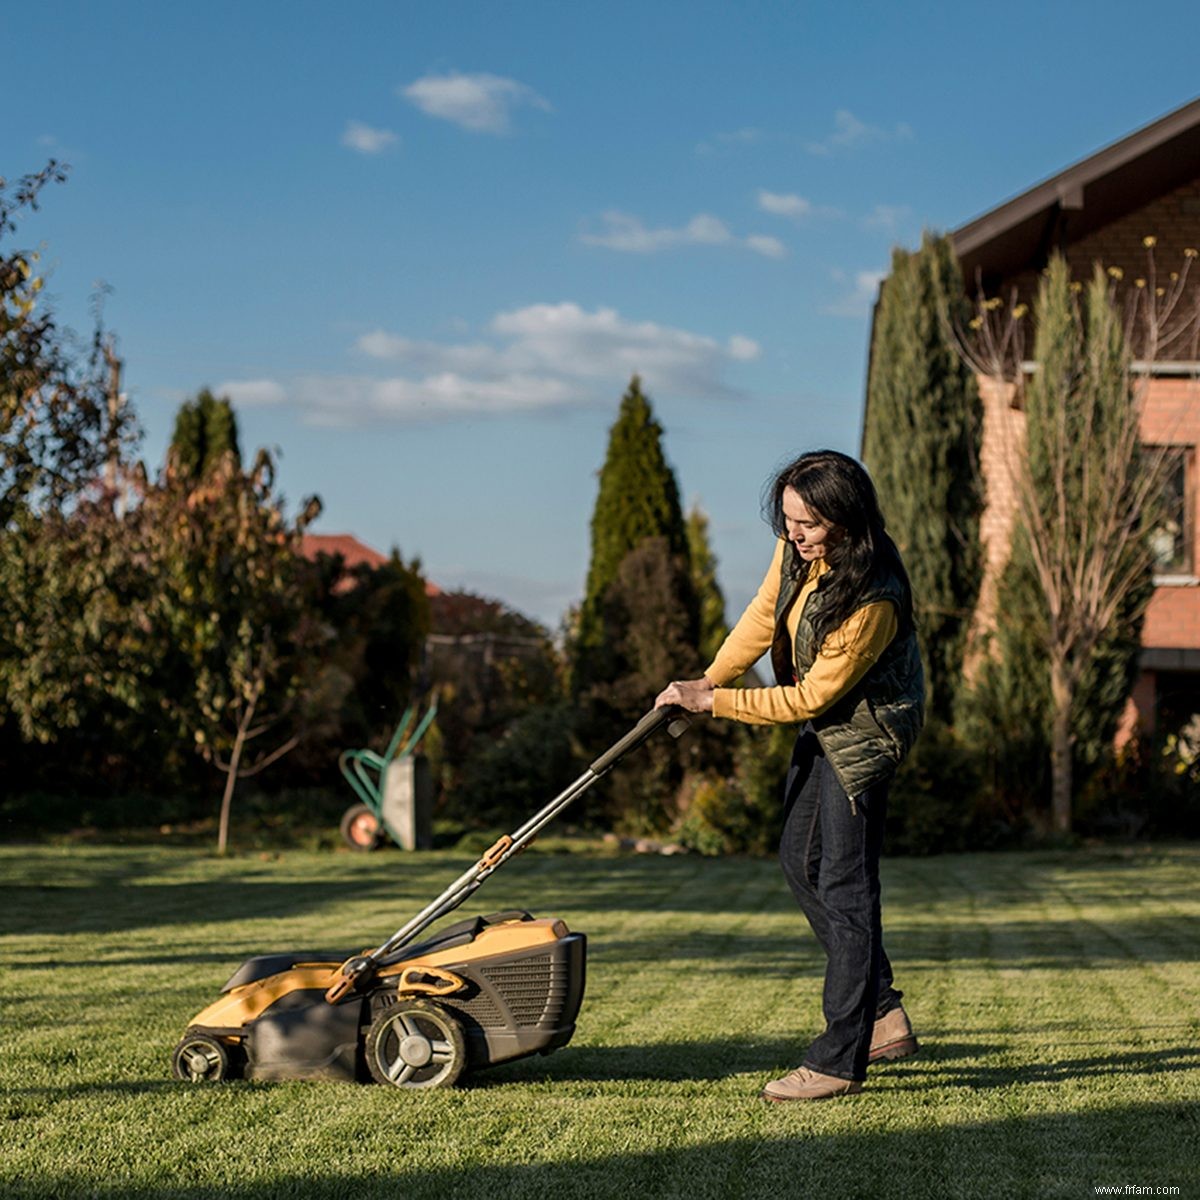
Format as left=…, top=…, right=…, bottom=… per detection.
left=763, top=449, right=914, bottom=649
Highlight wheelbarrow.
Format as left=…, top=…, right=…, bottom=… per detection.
left=338, top=697, right=437, bottom=850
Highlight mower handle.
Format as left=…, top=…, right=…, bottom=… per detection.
left=589, top=705, right=688, bottom=776
left=347, top=702, right=691, bottom=976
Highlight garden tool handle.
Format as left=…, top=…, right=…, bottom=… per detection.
left=324, top=974, right=357, bottom=1004
left=324, top=954, right=376, bottom=1004
left=589, top=706, right=687, bottom=776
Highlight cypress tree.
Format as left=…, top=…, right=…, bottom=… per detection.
left=169, top=388, right=241, bottom=482
left=571, top=378, right=703, bottom=832
left=573, top=376, right=695, bottom=694
left=594, top=535, right=701, bottom=831
left=863, top=231, right=984, bottom=723
left=686, top=503, right=729, bottom=666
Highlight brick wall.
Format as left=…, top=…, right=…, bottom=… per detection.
left=972, top=374, right=1200, bottom=649
left=999, top=177, right=1200, bottom=361
left=968, top=375, right=1025, bottom=651
left=970, top=170, right=1200, bottom=668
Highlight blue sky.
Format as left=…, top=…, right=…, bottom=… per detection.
left=6, top=1, right=1200, bottom=628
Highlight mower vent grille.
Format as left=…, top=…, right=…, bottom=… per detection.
left=452, top=988, right=506, bottom=1029
left=480, top=953, right=557, bottom=1027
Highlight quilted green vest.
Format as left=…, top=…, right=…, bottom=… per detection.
left=770, top=541, right=925, bottom=798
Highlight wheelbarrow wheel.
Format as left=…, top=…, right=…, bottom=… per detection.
left=364, top=1000, right=467, bottom=1089
left=340, top=803, right=382, bottom=851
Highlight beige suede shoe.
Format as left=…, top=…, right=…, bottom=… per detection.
left=761, top=1067, right=864, bottom=1102
left=869, top=1006, right=919, bottom=1063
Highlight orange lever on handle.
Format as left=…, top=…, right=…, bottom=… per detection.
left=478, top=835, right=514, bottom=871
left=324, top=954, right=375, bottom=1004
left=324, top=974, right=357, bottom=1004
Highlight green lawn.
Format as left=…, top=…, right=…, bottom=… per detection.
left=2, top=841, right=1197, bottom=1199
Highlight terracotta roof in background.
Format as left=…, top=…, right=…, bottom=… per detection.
left=301, top=533, right=441, bottom=596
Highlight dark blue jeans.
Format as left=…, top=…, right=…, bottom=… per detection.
left=778, top=728, right=902, bottom=1082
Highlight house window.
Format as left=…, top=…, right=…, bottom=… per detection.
left=1149, top=447, right=1192, bottom=576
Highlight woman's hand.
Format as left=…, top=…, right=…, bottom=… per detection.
left=655, top=676, right=715, bottom=714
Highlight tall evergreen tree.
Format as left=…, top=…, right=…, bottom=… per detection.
left=169, top=388, right=241, bottom=482
left=571, top=378, right=703, bottom=832
left=863, top=231, right=984, bottom=723
left=594, top=535, right=701, bottom=832
left=990, top=258, right=1155, bottom=832
left=686, top=503, right=729, bottom=666
left=573, top=376, right=695, bottom=694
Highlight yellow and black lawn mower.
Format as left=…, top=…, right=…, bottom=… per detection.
left=171, top=706, right=688, bottom=1090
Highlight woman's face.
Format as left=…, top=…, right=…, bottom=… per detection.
left=782, top=486, right=841, bottom=561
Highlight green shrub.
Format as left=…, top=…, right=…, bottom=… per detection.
left=675, top=724, right=798, bottom=856
left=886, top=719, right=991, bottom=854
left=452, top=704, right=580, bottom=829
left=1076, top=731, right=1200, bottom=840
left=674, top=772, right=752, bottom=856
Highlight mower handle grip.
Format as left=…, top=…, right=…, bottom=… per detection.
left=589, top=705, right=687, bottom=776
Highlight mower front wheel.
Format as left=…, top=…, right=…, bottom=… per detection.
left=340, top=803, right=383, bottom=851
left=171, top=1031, right=241, bottom=1083
left=364, top=1000, right=467, bottom=1089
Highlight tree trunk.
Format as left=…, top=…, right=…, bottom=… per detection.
left=216, top=724, right=247, bottom=855
left=1049, top=658, right=1074, bottom=835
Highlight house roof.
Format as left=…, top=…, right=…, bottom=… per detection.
left=951, top=96, right=1200, bottom=289
left=301, top=533, right=441, bottom=595
left=301, top=533, right=388, bottom=571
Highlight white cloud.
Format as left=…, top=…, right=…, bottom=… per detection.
left=862, top=204, right=911, bottom=232
left=745, top=234, right=787, bottom=259
left=822, top=269, right=887, bottom=319
left=727, top=335, right=761, bottom=361
left=580, top=212, right=727, bottom=253
left=806, top=109, right=913, bottom=156
left=401, top=71, right=551, bottom=134
left=291, top=373, right=576, bottom=427
left=488, top=302, right=756, bottom=389
left=341, top=120, right=398, bottom=154
left=355, top=332, right=500, bottom=374
left=582, top=211, right=786, bottom=258
left=756, top=190, right=843, bottom=225
left=758, top=190, right=812, bottom=219
left=217, top=379, right=288, bottom=407
left=257, top=303, right=761, bottom=426
left=695, top=127, right=767, bottom=155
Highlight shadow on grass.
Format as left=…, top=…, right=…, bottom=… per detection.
left=479, top=1034, right=1200, bottom=1088
left=7, top=1035, right=1191, bottom=1101
left=591, top=912, right=1199, bottom=967
left=892, top=1043, right=1200, bottom=1088
left=472, top=1034, right=1002, bottom=1085
left=0, top=878, right=393, bottom=935
left=5, top=1102, right=1196, bottom=1199
left=4, top=849, right=1195, bottom=974
left=4, top=948, right=359, bottom=971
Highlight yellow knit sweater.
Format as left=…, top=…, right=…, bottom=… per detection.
left=705, top=539, right=898, bottom=726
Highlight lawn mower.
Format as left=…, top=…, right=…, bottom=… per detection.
left=171, top=706, right=688, bottom=1090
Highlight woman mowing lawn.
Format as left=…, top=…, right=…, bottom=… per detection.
left=656, top=449, right=924, bottom=1102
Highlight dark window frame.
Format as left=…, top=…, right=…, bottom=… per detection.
left=1149, top=444, right=1195, bottom=578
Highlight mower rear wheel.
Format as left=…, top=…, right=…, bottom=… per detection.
left=365, top=1000, right=467, bottom=1089
left=340, top=803, right=382, bottom=851
left=172, top=1031, right=235, bottom=1083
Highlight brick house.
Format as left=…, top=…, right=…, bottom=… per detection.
left=877, top=97, right=1200, bottom=742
